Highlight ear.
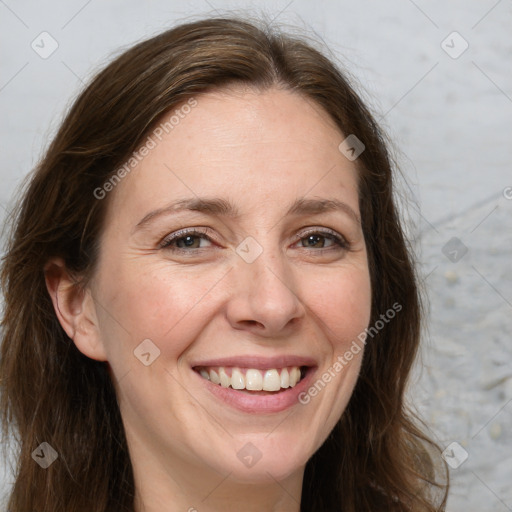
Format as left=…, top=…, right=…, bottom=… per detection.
left=44, top=257, right=107, bottom=362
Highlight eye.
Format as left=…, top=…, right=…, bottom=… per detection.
left=160, top=228, right=214, bottom=251
left=293, top=228, right=350, bottom=251
left=160, top=227, right=350, bottom=254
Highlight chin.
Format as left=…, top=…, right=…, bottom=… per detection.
left=209, top=439, right=311, bottom=485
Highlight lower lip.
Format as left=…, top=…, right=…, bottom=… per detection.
left=192, top=367, right=317, bottom=414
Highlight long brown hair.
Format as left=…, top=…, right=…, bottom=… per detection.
left=1, top=16, right=448, bottom=511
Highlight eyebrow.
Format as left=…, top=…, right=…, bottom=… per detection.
left=134, top=196, right=360, bottom=232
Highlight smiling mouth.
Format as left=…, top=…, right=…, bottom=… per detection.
left=193, top=365, right=309, bottom=394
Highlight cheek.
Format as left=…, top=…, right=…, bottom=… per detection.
left=95, top=258, right=229, bottom=360
left=304, top=264, right=372, bottom=351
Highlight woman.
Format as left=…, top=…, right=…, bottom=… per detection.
left=0, top=16, right=448, bottom=511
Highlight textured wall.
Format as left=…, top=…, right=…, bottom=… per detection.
left=1, top=1, right=510, bottom=510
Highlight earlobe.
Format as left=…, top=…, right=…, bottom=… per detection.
left=44, top=258, right=108, bottom=362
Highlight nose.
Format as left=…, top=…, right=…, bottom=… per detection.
left=224, top=245, right=305, bottom=337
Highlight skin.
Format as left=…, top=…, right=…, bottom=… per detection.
left=45, top=86, right=372, bottom=512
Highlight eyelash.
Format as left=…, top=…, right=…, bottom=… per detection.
left=159, top=227, right=350, bottom=253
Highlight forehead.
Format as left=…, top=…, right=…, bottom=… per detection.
left=107, top=86, right=360, bottom=220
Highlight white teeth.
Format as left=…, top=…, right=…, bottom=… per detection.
left=210, top=369, right=220, bottom=385
left=197, top=366, right=305, bottom=391
left=231, top=368, right=245, bottom=390
left=245, top=369, right=263, bottom=390
left=280, top=368, right=290, bottom=388
left=263, top=369, right=281, bottom=391
left=219, top=367, right=230, bottom=388
left=289, top=367, right=300, bottom=387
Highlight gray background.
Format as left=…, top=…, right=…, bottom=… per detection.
left=1, top=1, right=511, bottom=510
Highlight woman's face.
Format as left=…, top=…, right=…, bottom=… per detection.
left=85, top=87, right=371, bottom=492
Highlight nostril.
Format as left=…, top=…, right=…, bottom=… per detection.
left=240, top=319, right=264, bottom=328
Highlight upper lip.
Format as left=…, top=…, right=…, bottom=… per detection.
left=191, top=355, right=317, bottom=370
